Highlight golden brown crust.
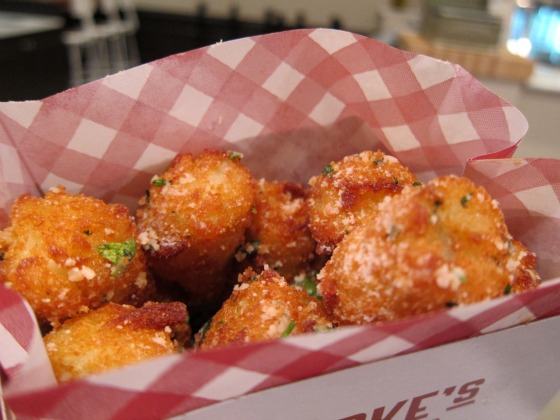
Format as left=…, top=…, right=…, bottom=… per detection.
left=509, top=239, right=541, bottom=293
left=318, top=175, right=541, bottom=325
left=234, top=179, right=317, bottom=282
left=44, top=301, right=188, bottom=382
left=0, top=187, right=154, bottom=326
left=105, top=301, right=188, bottom=329
left=308, top=150, right=417, bottom=254
left=136, top=149, right=257, bottom=317
left=0, top=147, right=544, bottom=374
left=195, top=268, right=332, bottom=350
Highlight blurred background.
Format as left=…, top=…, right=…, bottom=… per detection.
left=0, top=0, right=558, bottom=158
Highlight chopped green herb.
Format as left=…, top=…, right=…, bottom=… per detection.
left=199, top=317, right=213, bottom=340
left=97, top=238, right=137, bottom=276
left=281, top=320, right=296, bottom=337
left=373, top=157, right=384, bottom=165
left=393, top=177, right=399, bottom=185
left=413, top=181, right=423, bottom=187
left=152, top=178, right=167, bottom=187
left=506, top=238, right=514, bottom=254
left=228, top=151, right=243, bottom=160
left=251, top=206, right=257, bottom=214
left=322, top=163, right=334, bottom=176
left=504, top=283, right=512, bottom=295
left=83, top=230, right=92, bottom=236
left=295, top=272, right=321, bottom=299
left=461, top=194, right=472, bottom=208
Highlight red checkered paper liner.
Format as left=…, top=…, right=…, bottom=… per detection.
left=0, top=28, right=559, bottom=419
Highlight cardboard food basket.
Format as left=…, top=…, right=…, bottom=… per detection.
left=1, top=28, right=559, bottom=420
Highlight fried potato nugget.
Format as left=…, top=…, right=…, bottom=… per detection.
left=318, top=175, right=541, bottom=325
left=196, top=268, right=333, bottom=350
left=0, top=187, right=153, bottom=326
left=44, top=301, right=188, bottom=382
left=234, top=179, right=317, bottom=282
left=308, top=150, right=418, bottom=254
left=136, top=150, right=256, bottom=317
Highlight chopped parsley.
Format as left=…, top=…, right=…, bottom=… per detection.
left=294, top=271, right=322, bottom=299
left=413, top=181, right=423, bottom=187
left=228, top=151, right=243, bottom=160
left=504, top=283, right=512, bottom=295
left=393, top=177, right=399, bottom=185
left=281, top=320, right=296, bottom=337
left=198, top=317, right=213, bottom=340
left=322, top=163, right=334, bottom=176
left=461, top=194, right=472, bottom=208
left=97, top=238, right=137, bottom=276
left=373, top=157, right=384, bottom=165
left=152, top=178, right=167, bottom=187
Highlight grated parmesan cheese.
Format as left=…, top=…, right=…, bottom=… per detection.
left=67, top=265, right=96, bottom=282
left=435, top=264, right=466, bottom=290
left=135, top=272, right=148, bottom=289
left=152, top=335, right=168, bottom=347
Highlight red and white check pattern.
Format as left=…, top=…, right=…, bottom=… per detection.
left=0, top=29, right=558, bottom=419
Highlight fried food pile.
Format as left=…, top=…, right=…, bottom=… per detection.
left=0, top=148, right=542, bottom=382
left=0, top=187, right=154, bottom=327
left=308, top=150, right=418, bottom=254
left=317, top=175, right=540, bottom=325
left=195, top=268, right=332, bottom=350
left=136, top=150, right=256, bottom=320
left=44, top=301, right=189, bottom=382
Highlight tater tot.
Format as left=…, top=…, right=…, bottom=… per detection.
left=136, top=150, right=256, bottom=318
left=308, top=150, right=418, bottom=254
left=234, top=179, right=317, bottom=282
left=43, top=301, right=188, bottom=382
left=0, top=187, right=154, bottom=326
left=318, top=175, right=541, bottom=325
left=196, top=268, right=333, bottom=350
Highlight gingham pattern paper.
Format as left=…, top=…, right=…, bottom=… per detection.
left=464, top=158, right=560, bottom=280
left=0, top=29, right=558, bottom=419
left=0, top=28, right=526, bottom=224
left=4, top=278, right=560, bottom=420
left=0, top=284, right=35, bottom=378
